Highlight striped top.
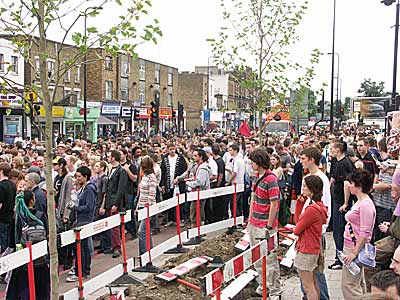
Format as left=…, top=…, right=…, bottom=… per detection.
left=137, top=173, right=157, bottom=207
left=249, top=170, right=280, bottom=228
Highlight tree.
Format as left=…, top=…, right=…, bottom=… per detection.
left=357, top=78, right=390, bottom=97
left=0, top=1, right=161, bottom=298
left=208, top=0, right=321, bottom=141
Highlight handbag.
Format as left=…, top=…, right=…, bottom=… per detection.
left=389, top=214, right=400, bottom=241
left=348, top=223, right=376, bottom=268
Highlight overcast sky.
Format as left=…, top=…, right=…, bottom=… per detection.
left=44, top=0, right=399, bottom=102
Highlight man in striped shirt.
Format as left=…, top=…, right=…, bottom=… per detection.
left=247, top=148, right=281, bottom=299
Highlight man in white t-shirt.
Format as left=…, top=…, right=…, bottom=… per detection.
left=226, top=143, right=246, bottom=218
left=298, top=146, right=330, bottom=300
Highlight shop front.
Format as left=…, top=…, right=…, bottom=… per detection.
left=99, top=103, right=120, bottom=136
left=64, top=107, right=100, bottom=141
left=35, top=105, right=65, bottom=140
left=0, top=94, right=26, bottom=144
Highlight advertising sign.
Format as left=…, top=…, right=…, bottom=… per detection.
left=353, top=98, right=389, bottom=118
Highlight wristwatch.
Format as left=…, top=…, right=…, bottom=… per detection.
left=267, top=225, right=273, bottom=230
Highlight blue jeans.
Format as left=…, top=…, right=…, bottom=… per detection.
left=138, top=207, right=153, bottom=255
left=300, top=271, right=330, bottom=300
left=125, top=194, right=137, bottom=235
left=332, top=201, right=346, bottom=262
left=0, top=223, right=9, bottom=252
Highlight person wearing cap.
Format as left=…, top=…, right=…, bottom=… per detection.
left=57, top=143, right=67, bottom=157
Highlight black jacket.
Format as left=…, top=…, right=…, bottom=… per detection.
left=105, top=165, right=128, bottom=209
left=160, top=154, right=187, bottom=194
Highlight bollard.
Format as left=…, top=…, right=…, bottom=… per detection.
left=165, top=193, right=189, bottom=254
left=262, top=255, right=267, bottom=300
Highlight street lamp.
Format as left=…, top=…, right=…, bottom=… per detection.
left=327, top=52, right=340, bottom=114
left=329, top=0, right=337, bottom=133
left=83, top=6, right=103, bottom=140
left=381, top=0, right=400, bottom=111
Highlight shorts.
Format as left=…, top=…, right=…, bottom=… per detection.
left=294, top=252, right=319, bottom=272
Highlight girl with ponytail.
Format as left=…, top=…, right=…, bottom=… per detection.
left=293, top=175, right=328, bottom=300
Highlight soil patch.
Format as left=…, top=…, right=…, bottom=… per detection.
left=102, top=230, right=295, bottom=300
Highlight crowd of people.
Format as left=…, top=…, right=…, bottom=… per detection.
left=1, top=125, right=400, bottom=299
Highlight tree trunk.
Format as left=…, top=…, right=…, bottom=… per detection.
left=38, top=1, right=59, bottom=299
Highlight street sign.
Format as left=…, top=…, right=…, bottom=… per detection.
left=204, top=110, right=210, bottom=122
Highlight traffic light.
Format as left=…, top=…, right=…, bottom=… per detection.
left=34, top=104, right=41, bottom=116
left=150, top=91, right=160, bottom=132
left=317, top=100, right=324, bottom=113
left=172, top=110, right=176, bottom=119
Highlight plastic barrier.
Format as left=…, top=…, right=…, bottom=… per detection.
left=203, top=240, right=268, bottom=299
left=59, top=184, right=243, bottom=298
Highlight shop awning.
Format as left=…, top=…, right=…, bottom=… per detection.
left=98, top=115, right=118, bottom=125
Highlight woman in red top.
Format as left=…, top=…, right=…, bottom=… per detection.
left=294, top=175, right=328, bottom=300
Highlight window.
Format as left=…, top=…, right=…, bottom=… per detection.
left=167, top=86, right=173, bottom=106
left=10, top=56, right=18, bottom=74
left=121, top=88, right=128, bottom=101
left=47, top=60, right=55, bottom=78
left=0, top=54, right=4, bottom=72
left=139, top=59, right=145, bottom=80
left=74, top=66, right=80, bottom=83
left=105, top=80, right=113, bottom=100
left=154, top=64, right=160, bottom=83
left=105, top=56, right=113, bottom=70
left=121, top=61, right=129, bottom=77
left=139, top=81, right=145, bottom=104
left=35, top=58, right=40, bottom=76
left=65, top=68, right=71, bottom=82
left=168, top=72, right=173, bottom=86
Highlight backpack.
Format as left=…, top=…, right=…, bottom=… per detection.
left=21, top=211, right=46, bottom=247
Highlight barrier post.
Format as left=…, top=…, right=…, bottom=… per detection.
left=26, top=241, right=36, bottom=300
left=111, top=211, right=144, bottom=285
left=215, top=288, right=221, bottom=300
left=132, top=204, right=160, bottom=273
left=184, top=187, right=203, bottom=245
left=74, top=228, right=84, bottom=300
left=165, top=193, right=189, bottom=254
left=262, top=255, right=267, bottom=300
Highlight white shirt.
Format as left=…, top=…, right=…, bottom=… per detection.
left=208, top=156, right=218, bottom=182
left=168, top=154, right=178, bottom=188
left=232, top=155, right=246, bottom=185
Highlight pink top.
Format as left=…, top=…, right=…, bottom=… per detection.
left=344, top=198, right=376, bottom=249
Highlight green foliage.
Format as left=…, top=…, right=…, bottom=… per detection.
left=357, top=78, right=390, bottom=97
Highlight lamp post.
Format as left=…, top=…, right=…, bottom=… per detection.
left=327, top=52, right=340, bottom=114
left=329, top=0, right=337, bottom=132
left=83, top=6, right=102, bottom=140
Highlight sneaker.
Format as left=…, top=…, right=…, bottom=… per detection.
left=328, top=261, right=343, bottom=270
left=66, top=275, right=79, bottom=282
left=112, top=249, right=121, bottom=258
left=68, top=268, right=75, bottom=275
left=164, top=221, right=174, bottom=227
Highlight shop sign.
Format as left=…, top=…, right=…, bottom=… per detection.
left=121, top=107, right=132, bottom=118
left=39, top=106, right=64, bottom=117
left=65, top=107, right=100, bottom=119
left=0, top=94, right=22, bottom=108
left=101, top=104, right=120, bottom=115
left=77, top=100, right=102, bottom=108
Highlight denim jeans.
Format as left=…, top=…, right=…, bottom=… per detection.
left=138, top=207, right=153, bottom=255
left=73, top=237, right=91, bottom=275
left=0, top=223, right=9, bottom=252
left=99, top=211, right=112, bottom=252
left=332, top=201, right=346, bottom=261
left=125, top=194, right=137, bottom=235
left=300, top=271, right=330, bottom=300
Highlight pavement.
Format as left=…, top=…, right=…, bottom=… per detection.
left=282, top=232, right=345, bottom=300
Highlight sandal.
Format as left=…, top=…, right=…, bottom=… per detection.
left=328, top=262, right=343, bottom=270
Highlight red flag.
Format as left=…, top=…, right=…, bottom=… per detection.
left=238, top=121, right=251, bottom=137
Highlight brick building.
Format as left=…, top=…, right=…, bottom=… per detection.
left=177, top=72, right=207, bottom=130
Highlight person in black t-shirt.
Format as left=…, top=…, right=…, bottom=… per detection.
left=120, top=148, right=138, bottom=238
left=357, top=138, right=378, bottom=181
left=211, top=143, right=227, bottom=222
left=0, top=162, right=16, bottom=253
left=329, top=142, right=355, bottom=270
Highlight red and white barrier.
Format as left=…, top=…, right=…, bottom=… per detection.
left=211, top=269, right=258, bottom=300
left=234, top=233, right=250, bottom=252
left=203, top=240, right=268, bottom=296
left=156, top=256, right=211, bottom=282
